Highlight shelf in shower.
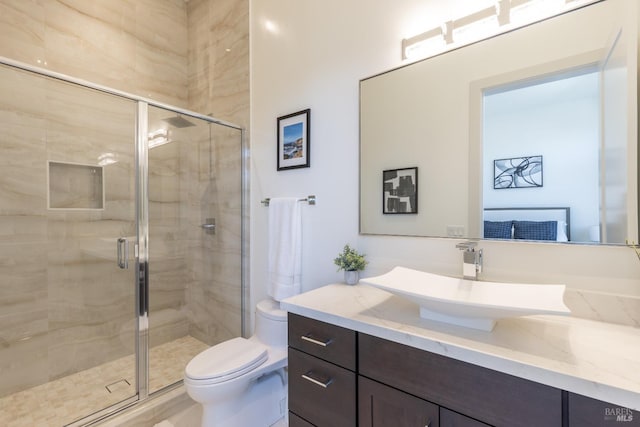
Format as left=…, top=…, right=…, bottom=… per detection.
left=48, top=161, right=105, bottom=210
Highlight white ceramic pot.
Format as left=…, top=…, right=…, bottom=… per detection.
left=344, top=270, right=359, bottom=285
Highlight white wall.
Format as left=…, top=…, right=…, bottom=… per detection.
left=483, top=72, right=600, bottom=242
left=250, top=0, right=640, bottom=327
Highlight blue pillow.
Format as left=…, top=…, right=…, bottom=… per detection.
left=484, top=221, right=513, bottom=239
left=513, top=221, right=557, bottom=241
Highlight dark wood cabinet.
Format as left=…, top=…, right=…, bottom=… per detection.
left=440, top=408, right=491, bottom=427
left=288, top=314, right=637, bottom=427
left=288, top=313, right=356, bottom=369
left=288, top=314, right=357, bottom=427
left=288, top=412, right=316, bottom=427
left=568, top=392, right=639, bottom=426
left=359, top=333, right=561, bottom=427
left=359, top=376, right=439, bottom=427
left=288, top=348, right=356, bottom=427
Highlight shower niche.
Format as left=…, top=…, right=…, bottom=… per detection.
left=48, top=161, right=105, bottom=210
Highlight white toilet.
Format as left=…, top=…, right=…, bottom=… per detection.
left=184, top=299, right=288, bottom=427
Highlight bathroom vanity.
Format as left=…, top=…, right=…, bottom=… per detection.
left=282, top=284, right=640, bottom=427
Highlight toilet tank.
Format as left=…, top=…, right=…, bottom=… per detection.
left=254, top=299, right=288, bottom=347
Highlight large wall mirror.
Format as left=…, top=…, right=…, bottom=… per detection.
left=360, top=0, right=638, bottom=245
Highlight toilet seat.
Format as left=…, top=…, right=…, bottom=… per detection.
left=185, top=337, right=268, bottom=385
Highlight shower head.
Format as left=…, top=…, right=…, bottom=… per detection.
left=162, top=114, right=196, bottom=128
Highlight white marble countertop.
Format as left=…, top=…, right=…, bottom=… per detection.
left=281, top=283, right=640, bottom=411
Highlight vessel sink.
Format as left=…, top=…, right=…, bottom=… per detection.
left=360, top=267, right=571, bottom=331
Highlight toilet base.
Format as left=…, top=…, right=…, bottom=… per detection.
left=200, top=369, right=287, bottom=427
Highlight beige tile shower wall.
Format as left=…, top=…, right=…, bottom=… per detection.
left=0, top=0, right=190, bottom=398
left=183, top=126, right=243, bottom=346
left=147, top=138, right=189, bottom=350
left=187, top=0, right=249, bottom=125
left=44, top=83, right=138, bottom=383
left=0, top=0, right=189, bottom=108
left=0, top=63, right=138, bottom=397
left=181, top=128, right=215, bottom=345
left=203, top=128, right=244, bottom=344
left=0, top=67, right=48, bottom=397
left=0, top=0, right=247, bottom=398
left=187, top=0, right=248, bottom=344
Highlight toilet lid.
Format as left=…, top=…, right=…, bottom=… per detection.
left=185, top=337, right=268, bottom=382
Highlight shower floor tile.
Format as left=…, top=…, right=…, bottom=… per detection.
left=0, top=336, right=209, bottom=427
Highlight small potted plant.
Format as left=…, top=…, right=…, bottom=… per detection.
left=334, top=244, right=368, bottom=285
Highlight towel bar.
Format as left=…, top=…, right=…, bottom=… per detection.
left=261, top=195, right=316, bottom=206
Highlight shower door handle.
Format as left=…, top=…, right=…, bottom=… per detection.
left=117, top=237, right=129, bottom=269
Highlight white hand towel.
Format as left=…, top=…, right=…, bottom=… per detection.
left=268, top=197, right=302, bottom=301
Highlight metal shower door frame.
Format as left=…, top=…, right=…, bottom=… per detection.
left=134, top=101, right=247, bottom=404
left=0, top=55, right=246, bottom=426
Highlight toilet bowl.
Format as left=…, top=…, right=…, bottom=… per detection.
left=184, top=299, right=288, bottom=427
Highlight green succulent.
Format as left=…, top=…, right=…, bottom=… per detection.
left=334, top=244, right=367, bottom=272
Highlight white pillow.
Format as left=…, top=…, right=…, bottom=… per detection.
left=556, top=221, right=568, bottom=242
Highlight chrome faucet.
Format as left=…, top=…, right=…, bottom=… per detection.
left=455, top=241, right=483, bottom=280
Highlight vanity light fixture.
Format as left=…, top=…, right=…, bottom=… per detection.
left=509, top=0, right=565, bottom=26
left=401, top=26, right=445, bottom=61
left=450, top=5, right=500, bottom=46
left=496, top=0, right=511, bottom=26
left=402, top=0, right=599, bottom=61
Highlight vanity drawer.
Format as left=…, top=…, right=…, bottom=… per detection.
left=288, top=313, right=356, bottom=370
left=289, top=347, right=356, bottom=427
left=359, top=334, right=562, bottom=427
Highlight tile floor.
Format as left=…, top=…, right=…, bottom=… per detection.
left=155, top=408, right=288, bottom=427
left=0, top=336, right=209, bottom=427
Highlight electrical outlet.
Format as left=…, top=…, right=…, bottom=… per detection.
left=446, top=225, right=465, bottom=237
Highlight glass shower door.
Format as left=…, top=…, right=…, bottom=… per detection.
left=0, top=63, right=139, bottom=426
left=146, top=105, right=243, bottom=394
left=0, top=58, right=245, bottom=426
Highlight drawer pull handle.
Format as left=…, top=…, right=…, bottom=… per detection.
left=301, top=371, right=333, bottom=388
left=301, top=334, right=333, bottom=347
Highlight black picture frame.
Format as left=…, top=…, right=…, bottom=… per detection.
left=383, top=167, right=418, bottom=214
left=277, top=109, right=310, bottom=171
left=493, top=155, right=543, bottom=189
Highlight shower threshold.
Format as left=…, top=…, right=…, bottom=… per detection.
left=0, top=336, right=208, bottom=427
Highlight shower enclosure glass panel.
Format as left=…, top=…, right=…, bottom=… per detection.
left=0, top=58, right=244, bottom=426
left=0, top=63, right=138, bottom=425
left=146, top=105, right=243, bottom=394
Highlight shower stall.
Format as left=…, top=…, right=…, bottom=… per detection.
left=0, top=58, right=245, bottom=426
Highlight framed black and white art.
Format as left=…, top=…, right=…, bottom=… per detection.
left=383, top=167, right=418, bottom=214
left=494, top=155, right=543, bottom=189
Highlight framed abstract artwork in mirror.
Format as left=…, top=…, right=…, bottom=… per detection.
left=383, top=167, right=418, bottom=214
left=493, top=156, right=543, bottom=190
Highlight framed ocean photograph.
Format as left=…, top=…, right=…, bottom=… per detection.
left=277, top=109, right=310, bottom=171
